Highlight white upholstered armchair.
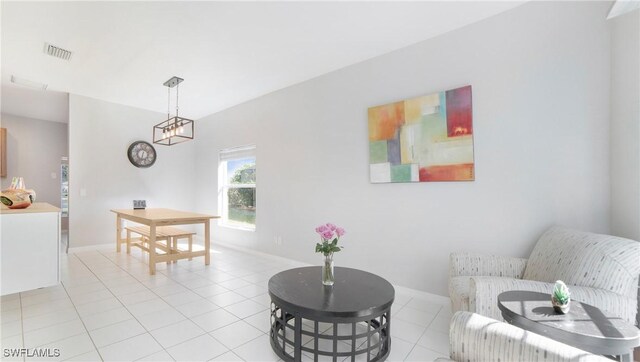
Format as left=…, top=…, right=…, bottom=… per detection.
left=449, top=226, right=640, bottom=324
left=438, top=311, right=609, bottom=362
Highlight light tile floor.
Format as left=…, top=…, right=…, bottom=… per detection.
left=0, top=244, right=451, bottom=361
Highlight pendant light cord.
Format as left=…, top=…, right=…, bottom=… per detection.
left=176, top=82, right=180, bottom=118
left=167, top=86, right=171, bottom=120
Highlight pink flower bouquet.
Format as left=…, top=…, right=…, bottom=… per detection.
left=314, top=223, right=346, bottom=256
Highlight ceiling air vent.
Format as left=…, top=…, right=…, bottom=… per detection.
left=44, top=43, right=72, bottom=61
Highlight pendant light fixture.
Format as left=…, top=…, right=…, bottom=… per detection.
left=153, top=76, right=194, bottom=146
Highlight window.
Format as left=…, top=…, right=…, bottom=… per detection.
left=218, top=146, right=256, bottom=230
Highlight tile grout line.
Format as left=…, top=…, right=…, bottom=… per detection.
left=402, top=304, right=449, bottom=361
left=7, top=245, right=448, bottom=362
left=19, top=252, right=215, bottom=360
left=75, top=249, right=179, bottom=361
left=98, top=247, right=269, bottom=319
left=59, top=253, right=105, bottom=362
left=129, top=294, right=269, bottom=360
left=94, top=248, right=275, bottom=361
left=16, top=286, right=100, bottom=356
left=89, top=247, right=261, bottom=360
left=207, top=330, right=264, bottom=360
left=71, top=250, right=185, bottom=358
left=19, top=291, right=25, bottom=362
left=398, top=297, right=421, bottom=362
left=17, top=291, right=74, bottom=339
left=71, top=245, right=447, bottom=362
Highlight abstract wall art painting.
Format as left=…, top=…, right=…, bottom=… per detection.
left=368, top=85, right=474, bottom=183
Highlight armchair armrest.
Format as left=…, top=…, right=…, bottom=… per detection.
left=449, top=311, right=608, bottom=362
left=469, top=277, right=638, bottom=324
left=449, top=252, right=527, bottom=279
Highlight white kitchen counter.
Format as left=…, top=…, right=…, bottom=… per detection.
left=1, top=202, right=61, bottom=295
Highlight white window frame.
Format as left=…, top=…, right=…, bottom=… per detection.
left=218, top=145, right=256, bottom=231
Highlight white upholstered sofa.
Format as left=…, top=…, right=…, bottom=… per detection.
left=449, top=226, right=640, bottom=324
left=438, top=311, right=609, bottom=362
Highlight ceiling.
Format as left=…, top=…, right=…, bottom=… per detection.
left=1, top=86, right=69, bottom=123
left=1, top=1, right=526, bottom=121
left=607, top=0, right=640, bottom=18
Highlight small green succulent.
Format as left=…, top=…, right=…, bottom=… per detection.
left=553, top=280, right=571, bottom=305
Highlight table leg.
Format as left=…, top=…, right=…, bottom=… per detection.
left=205, top=219, right=210, bottom=266
left=116, top=215, right=122, bottom=252
left=149, top=224, right=156, bottom=275
left=126, top=229, right=131, bottom=254
left=172, top=237, right=177, bottom=264
left=173, top=236, right=180, bottom=264
left=618, top=351, right=633, bottom=362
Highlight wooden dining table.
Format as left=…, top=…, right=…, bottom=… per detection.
left=110, top=208, right=219, bottom=274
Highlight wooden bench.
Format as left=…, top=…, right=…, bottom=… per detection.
left=125, top=225, right=196, bottom=264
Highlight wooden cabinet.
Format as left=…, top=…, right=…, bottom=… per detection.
left=0, top=128, right=6, bottom=177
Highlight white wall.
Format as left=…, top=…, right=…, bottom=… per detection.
left=0, top=113, right=68, bottom=207
left=68, top=95, right=196, bottom=248
left=610, top=10, right=640, bottom=241
left=194, top=1, right=612, bottom=296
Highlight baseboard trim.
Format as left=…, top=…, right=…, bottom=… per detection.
left=68, top=243, right=112, bottom=253
left=210, top=238, right=450, bottom=304
left=69, top=238, right=450, bottom=304
left=210, top=239, right=313, bottom=267
left=393, top=285, right=450, bottom=304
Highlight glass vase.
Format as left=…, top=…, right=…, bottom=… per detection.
left=322, top=254, right=334, bottom=286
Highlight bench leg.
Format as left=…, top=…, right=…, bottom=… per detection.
left=166, top=237, right=172, bottom=265
left=126, top=230, right=131, bottom=254
left=173, top=237, right=181, bottom=263
left=116, top=215, right=122, bottom=252
left=188, top=235, right=193, bottom=261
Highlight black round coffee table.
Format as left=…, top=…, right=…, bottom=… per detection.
left=498, top=291, right=640, bottom=361
left=268, top=266, right=394, bottom=362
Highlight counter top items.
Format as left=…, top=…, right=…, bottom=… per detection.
left=1, top=176, right=37, bottom=209
left=0, top=128, right=6, bottom=177
left=133, top=199, right=147, bottom=209
left=1, top=189, right=32, bottom=209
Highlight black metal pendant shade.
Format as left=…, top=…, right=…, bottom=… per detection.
left=153, top=76, right=194, bottom=146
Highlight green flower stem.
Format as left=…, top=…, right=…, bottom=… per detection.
left=322, top=253, right=334, bottom=285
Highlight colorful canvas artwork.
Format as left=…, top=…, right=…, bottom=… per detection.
left=368, top=85, right=474, bottom=183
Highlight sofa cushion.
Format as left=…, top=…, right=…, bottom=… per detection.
left=449, top=276, right=471, bottom=312
left=523, top=226, right=640, bottom=298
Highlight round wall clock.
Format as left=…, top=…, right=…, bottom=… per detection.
left=127, top=141, right=157, bottom=168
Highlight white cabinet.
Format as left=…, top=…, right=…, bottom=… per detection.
left=1, top=202, right=61, bottom=295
